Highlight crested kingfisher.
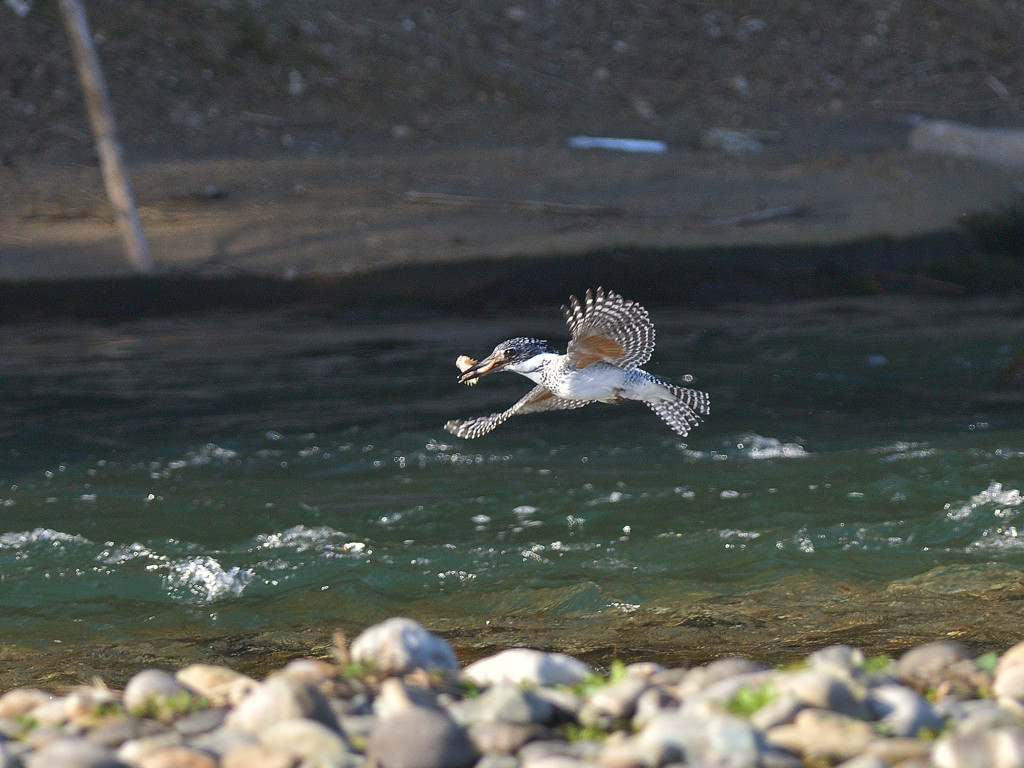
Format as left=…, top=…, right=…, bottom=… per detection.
left=445, top=288, right=710, bottom=439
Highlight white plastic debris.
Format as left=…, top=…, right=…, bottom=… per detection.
left=567, top=136, right=668, bottom=153
left=909, top=120, right=1024, bottom=169
left=5, top=0, right=31, bottom=17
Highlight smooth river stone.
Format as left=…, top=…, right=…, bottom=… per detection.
left=349, top=617, right=458, bottom=677
left=123, top=670, right=194, bottom=712
left=462, top=648, right=591, bottom=687
left=225, top=674, right=339, bottom=734
left=368, top=705, right=477, bottom=768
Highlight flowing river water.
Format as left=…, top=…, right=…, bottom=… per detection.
left=3, top=293, right=1024, bottom=689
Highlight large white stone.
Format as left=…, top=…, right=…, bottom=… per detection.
left=349, top=618, right=458, bottom=676
left=461, top=648, right=591, bottom=688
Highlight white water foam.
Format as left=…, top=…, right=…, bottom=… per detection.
left=945, top=481, right=1024, bottom=522
left=150, top=443, right=240, bottom=478
left=0, top=528, right=90, bottom=549
left=162, top=555, right=254, bottom=602
left=251, top=524, right=371, bottom=562
left=969, top=527, right=1024, bottom=551
left=719, top=529, right=761, bottom=550
left=872, top=441, right=937, bottom=462
left=736, top=434, right=809, bottom=459
left=681, top=435, right=808, bottom=461
left=98, top=541, right=162, bottom=565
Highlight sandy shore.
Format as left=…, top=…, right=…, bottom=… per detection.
left=1, top=141, right=1022, bottom=287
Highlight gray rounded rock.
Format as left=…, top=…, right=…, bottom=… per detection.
left=225, top=675, right=339, bottom=734
left=221, top=743, right=295, bottom=768
left=897, top=641, right=972, bottom=690
left=749, top=693, right=804, bottom=731
left=123, top=670, right=194, bottom=713
left=25, top=738, right=128, bottom=768
left=776, top=669, right=872, bottom=720
left=933, top=725, right=1024, bottom=768
left=677, top=657, right=770, bottom=699
left=137, top=746, right=217, bottom=768
left=636, top=709, right=762, bottom=768
left=832, top=756, right=890, bottom=768
left=172, top=707, right=228, bottom=737
left=465, top=683, right=557, bottom=726
left=766, top=709, right=875, bottom=764
left=996, top=664, right=1024, bottom=702
left=462, top=649, right=591, bottom=688
left=185, top=727, right=256, bottom=759
left=807, top=645, right=866, bottom=676
left=866, top=684, right=944, bottom=737
left=580, top=676, right=648, bottom=725
left=115, top=733, right=186, bottom=766
left=86, top=717, right=170, bottom=748
left=468, top=722, right=547, bottom=756
left=0, top=688, right=51, bottom=718
left=259, top=717, right=355, bottom=762
left=368, top=705, right=477, bottom=768
left=349, top=618, right=458, bottom=677
left=474, top=755, right=519, bottom=768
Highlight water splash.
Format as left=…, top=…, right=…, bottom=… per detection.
left=251, top=525, right=368, bottom=558
left=0, top=528, right=90, bottom=550
left=945, top=481, right=1024, bottom=522
left=737, top=434, right=809, bottom=459
left=161, top=556, right=254, bottom=603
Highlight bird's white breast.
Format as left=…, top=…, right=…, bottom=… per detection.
left=544, top=361, right=636, bottom=401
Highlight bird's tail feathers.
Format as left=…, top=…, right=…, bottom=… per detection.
left=647, top=382, right=710, bottom=437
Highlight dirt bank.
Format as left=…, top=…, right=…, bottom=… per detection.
left=2, top=1, right=1023, bottom=286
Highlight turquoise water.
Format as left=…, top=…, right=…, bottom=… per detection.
left=2, top=295, right=1024, bottom=683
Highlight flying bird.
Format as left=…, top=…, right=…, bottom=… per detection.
left=445, top=288, right=709, bottom=438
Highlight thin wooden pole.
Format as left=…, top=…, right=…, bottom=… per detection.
left=58, top=0, right=154, bottom=273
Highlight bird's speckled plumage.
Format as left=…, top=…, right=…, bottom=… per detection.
left=445, top=288, right=709, bottom=439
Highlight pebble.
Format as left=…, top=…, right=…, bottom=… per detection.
left=866, top=684, right=944, bottom=737
left=776, top=668, right=872, bottom=720
left=578, top=675, right=647, bottom=725
left=175, top=665, right=257, bottom=708
left=767, top=708, right=876, bottom=763
left=225, top=674, right=338, bottom=734
left=367, top=705, right=476, bottom=768
left=220, top=743, right=295, bottom=768
left=349, top=617, right=458, bottom=677
left=5, top=617, right=1024, bottom=768
left=259, top=717, right=355, bottom=763
left=0, top=688, right=51, bottom=717
left=897, top=640, right=972, bottom=691
left=934, top=726, right=1024, bottom=768
left=123, top=670, right=195, bottom=713
left=138, top=746, right=218, bottom=768
left=87, top=716, right=169, bottom=748
left=462, top=648, right=591, bottom=687
left=468, top=721, right=547, bottom=755
left=996, top=663, right=1024, bottom=702
left=24, top=738, right=126, bottom=768
left=631, top=708, right=763, bottom=768
left=456, top=682, right=557, bottom=726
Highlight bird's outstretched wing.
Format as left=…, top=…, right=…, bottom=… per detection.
left=562, top=288, right=655, bottom=370
left=445, top=385, right=592, bottom=439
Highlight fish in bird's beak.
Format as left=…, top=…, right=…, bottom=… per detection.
left=456, top=353, right=505, bottom=385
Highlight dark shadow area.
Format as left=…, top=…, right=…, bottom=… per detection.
left=1, top=228, right=1014, bottom=323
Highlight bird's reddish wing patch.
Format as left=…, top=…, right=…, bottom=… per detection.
left=571, top=334, right=626, bottom=368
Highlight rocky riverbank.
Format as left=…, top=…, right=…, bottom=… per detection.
left=2, top=618, right=1024, bottom=768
